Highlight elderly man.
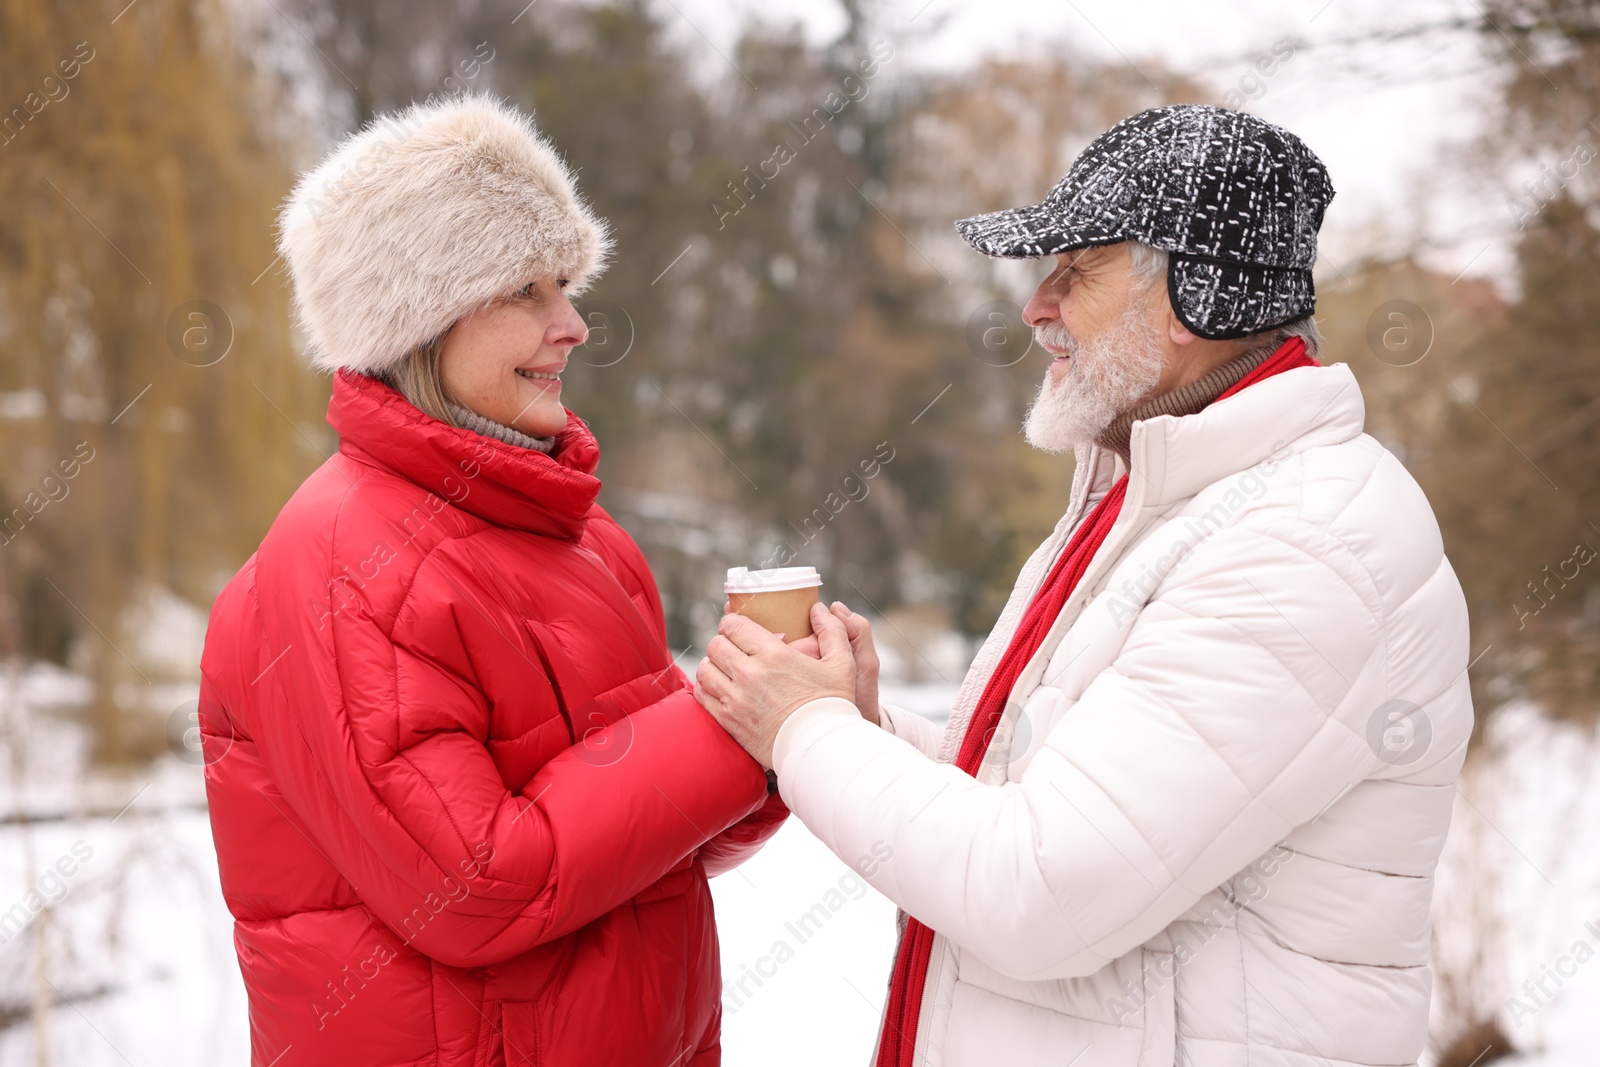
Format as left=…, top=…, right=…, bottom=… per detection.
left=696, top=105, right=1472, bottom=1067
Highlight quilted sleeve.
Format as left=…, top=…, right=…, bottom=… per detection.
left=880, top=703, right=944, bottom=759
left=250, top=595, right=769, bottom=969
left=697, top=790, right=789, bottom=877
left=770, top=522, right=1394, bottom=982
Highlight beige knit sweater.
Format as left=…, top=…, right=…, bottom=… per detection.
left=446, top=401, right=557, bottom=453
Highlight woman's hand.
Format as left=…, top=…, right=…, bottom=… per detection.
left=824, top=602, right=880, bottom=727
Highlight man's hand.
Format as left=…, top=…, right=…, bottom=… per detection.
left=695, top=602, right=857, bottom=770
left=720, top=600, right=881, bottom=724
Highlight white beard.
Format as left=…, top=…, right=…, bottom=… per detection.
left=1022, top=303, right=1167, bottom=454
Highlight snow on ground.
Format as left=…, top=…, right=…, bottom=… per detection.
left=0, top=807, right=250, bottom=1066
left=2, top=672, right=1598, bottom=1066
left=710, top=684, right=956, bottom=1066
left=0, top=664, right=247, bottom=1066
left=710, top=819, right=899, bottom=1064
left=1431, top=702, right=1600, bottom=1066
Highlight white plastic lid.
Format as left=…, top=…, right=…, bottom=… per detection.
left=725, top=566, right=823, bottom=594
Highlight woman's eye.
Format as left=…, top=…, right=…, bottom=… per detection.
left=517, top=282, right=535, bottom=297
left=556, top=278, right=569, bottom=290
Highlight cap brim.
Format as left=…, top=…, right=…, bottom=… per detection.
left=1168, top=254, right=1316, bottom=341
left=954, top=200, right=1122, bottom=259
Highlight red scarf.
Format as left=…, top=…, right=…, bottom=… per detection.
left=874, top=336, right=1317, bottom=1066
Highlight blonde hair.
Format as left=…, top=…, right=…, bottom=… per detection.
left=378, top=332, right=460, bottom=427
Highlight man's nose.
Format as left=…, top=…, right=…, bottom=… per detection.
left=1023, top=286, right=1060, bottom=329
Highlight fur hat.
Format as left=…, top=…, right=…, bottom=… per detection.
left=278, top=94, right=611, bottom=375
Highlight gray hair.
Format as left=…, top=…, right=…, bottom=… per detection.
left=1127, top=242, right=1321, bottom=355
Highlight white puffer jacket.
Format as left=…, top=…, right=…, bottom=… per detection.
left=771, top=360, right=1473, bottom=1067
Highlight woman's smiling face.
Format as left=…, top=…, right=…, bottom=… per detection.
left=438, top=276, right=588, bottom=438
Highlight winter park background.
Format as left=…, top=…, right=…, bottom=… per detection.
left=2, top=0, right=1599, bottom=1063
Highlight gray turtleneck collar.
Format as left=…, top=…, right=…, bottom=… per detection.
left=446, top=401, right=558, bottom=454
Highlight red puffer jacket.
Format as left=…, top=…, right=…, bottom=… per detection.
left=199, top=370, right=786, bottom=1067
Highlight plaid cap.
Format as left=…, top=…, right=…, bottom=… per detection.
left=955, top=105, right=1335, bottom=340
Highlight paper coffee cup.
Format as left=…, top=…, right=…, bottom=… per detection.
left=724, top=566, right=823, bottom=642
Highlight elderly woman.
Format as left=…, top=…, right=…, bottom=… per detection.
left=198, top=95, right=784, bottom=1067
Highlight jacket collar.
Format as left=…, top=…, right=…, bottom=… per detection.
left=1073, top=360, right=1367, bottom=509
left=327, top=370, right=601, bottom=540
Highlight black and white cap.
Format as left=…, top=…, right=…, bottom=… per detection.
left=955, top=105, right=1335, bottom=340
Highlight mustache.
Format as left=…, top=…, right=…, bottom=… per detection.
left=1034, top=320, right=1076, bottom=355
